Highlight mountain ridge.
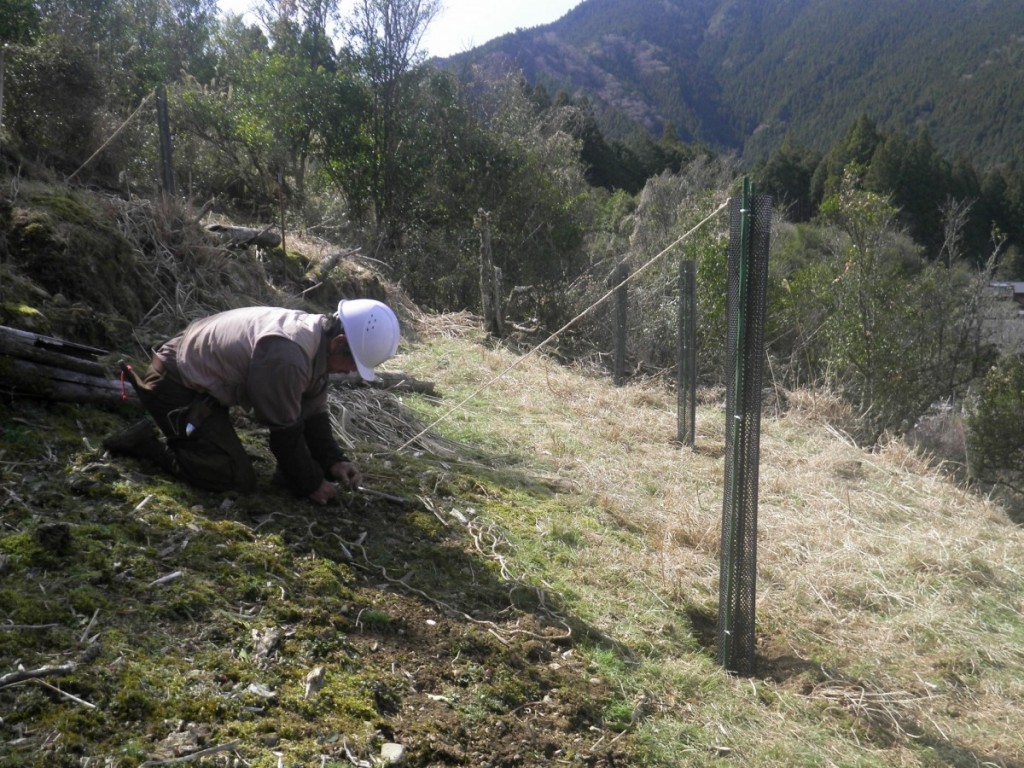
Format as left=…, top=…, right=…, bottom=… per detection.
left=437, top=0, right=1024, bottom=169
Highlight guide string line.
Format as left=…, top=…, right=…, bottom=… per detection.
left=396, top=197, right=731, bottom=453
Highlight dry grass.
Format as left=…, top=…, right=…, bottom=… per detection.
left=394, top=314, right=1024, bottom=766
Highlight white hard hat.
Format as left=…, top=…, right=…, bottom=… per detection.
left=337, top=299, right=400, bottom=381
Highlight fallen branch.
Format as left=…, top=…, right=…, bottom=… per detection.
left=0, top=623, right=61, bottom=632
left=0, top=662, right=76, bottom=689
left=330, top=370, right=437, bottom=396
left=206, top=223, right=281, bottom=249
left=33, top=678, right=97, bottom=709
left=356, top=486, right=411, bottom=506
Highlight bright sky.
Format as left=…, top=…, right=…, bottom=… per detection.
left=217, top=0, right=583, bottom=59
left=421, top=0, right=582, bottom=58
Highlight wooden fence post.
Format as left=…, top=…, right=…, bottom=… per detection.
left=155, top=85, right=175, bottom=197
left=612, top=261, right=629, bottom=386
left=477, top=210, right=502, bottom=336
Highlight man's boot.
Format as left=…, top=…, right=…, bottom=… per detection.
left=103, top=419, right=177, bottom=475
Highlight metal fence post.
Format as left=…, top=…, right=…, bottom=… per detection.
left=718, top=179, right=772, bottom=675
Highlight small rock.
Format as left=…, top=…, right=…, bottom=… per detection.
left=380, top=742, right=405, bottom=765
left=245, top=682, right=277, bottom=699
left=303, top=665, right=326, bottom=700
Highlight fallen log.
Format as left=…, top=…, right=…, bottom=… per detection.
left=0, top=324, right=137, bottom=407
left=330, top=371, right=437, bottom=396
left=206, top=223, right=282, bottom=249
left=0, top=325, right=108, bottom=376
left=1, top=356, right=138, bottom=406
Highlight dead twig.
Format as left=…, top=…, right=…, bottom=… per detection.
left=356, top=486, right=411, bottom=506
left=147, top=570, right=184, bottom=588
left=80, top=608, right=100, bottom=643
left=0, top=623, right=61, bottom=632
left=32, top=678, right=97, bottom=709
left=0, top=663, right=76, bottom=689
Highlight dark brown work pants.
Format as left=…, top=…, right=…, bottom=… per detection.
left=131, top=358, right=258, bottom=494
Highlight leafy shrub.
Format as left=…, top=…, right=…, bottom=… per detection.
left=967, top=353, right=1024, bottom=497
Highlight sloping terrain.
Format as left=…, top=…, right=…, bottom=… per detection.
left=2, top=187, right=1024, bottom=767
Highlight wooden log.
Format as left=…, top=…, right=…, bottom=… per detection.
left=1, top=357, right=138, bottom=406
left=206, top=223, right=282, bottom=249
left=0, top=325, right=108, bottom=377
left=0, top=325, right=137, bottom=407
left=330, top=371, right=437, bottom=396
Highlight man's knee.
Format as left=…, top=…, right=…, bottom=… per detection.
left=173, top=439, right=256, bottom=493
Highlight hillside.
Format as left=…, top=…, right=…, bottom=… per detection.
left=2, top=187, right=1024, bottom=766
left=440, top=0, right=1024, bottom=169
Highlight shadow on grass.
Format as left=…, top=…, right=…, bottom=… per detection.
left=685, top=601, right=1023, bottom=768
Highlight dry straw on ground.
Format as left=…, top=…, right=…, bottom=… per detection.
left=395, top=318, right=1024, bottom=765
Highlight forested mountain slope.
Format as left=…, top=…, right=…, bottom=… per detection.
left=440, top=0, right=1024, bottom=169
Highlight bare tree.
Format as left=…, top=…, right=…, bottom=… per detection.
left=347, top=0, right=440, bottom=250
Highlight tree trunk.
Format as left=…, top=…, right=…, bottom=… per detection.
left=0, top=46, right=6, bottom=143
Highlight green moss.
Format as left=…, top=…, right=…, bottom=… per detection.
left=293, top=554, right=356, bottom=595
left=4, top=303, right=44, bottom=318
left=111, top=685, right=159, bottom=721
left=7, top=198, right=158, bottom=341
left=65, top=584, right=110, bottom=616
left=356, top=609, right=394, bottom=628
left=403, top=509, right=446, bottom=538
left=0, top=531, right=45, bottom=566
left=0, top=586, right=62, bottom=626
left=31, top=193, right=101, bottom=227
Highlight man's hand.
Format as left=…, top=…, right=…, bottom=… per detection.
left=308, top=479, right=338, bottom=505
left=330, top=461, right=362, bottom=489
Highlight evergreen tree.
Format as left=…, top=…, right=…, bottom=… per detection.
left=754, top=135, right=821, bottom=221
left=0, top=0, right=41, bottom=139
left=810, top=114, right=881, bottom=204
